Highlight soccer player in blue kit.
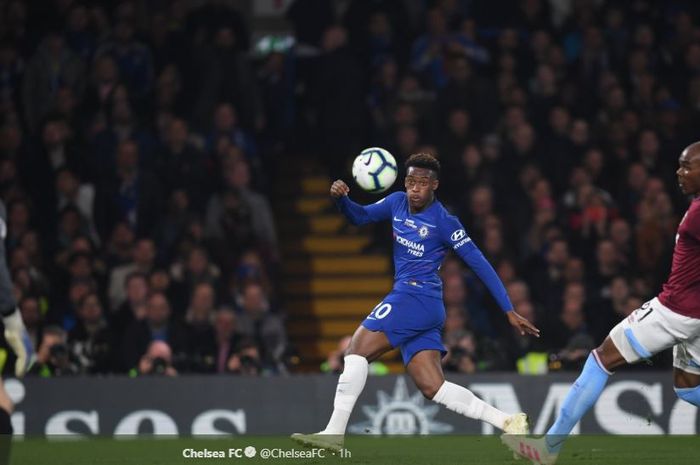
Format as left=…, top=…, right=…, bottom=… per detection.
left=293, top=153, right=540, bottom=450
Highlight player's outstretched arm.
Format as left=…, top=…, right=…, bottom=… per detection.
left=444, top=218, right=540, bottom=338
left=331, top=180, right=393, bottom=225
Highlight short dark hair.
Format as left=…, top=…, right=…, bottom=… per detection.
left=125, top=270, right=148, bottom=288
left=405, top=153, right=440, bottom=178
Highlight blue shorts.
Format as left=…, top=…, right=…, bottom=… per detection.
left=362, top=291, right=446, bottom=365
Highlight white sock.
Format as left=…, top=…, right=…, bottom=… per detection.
left=321, top=354, right=368, bottom=435
left=432, top=381, right=509, bottom=430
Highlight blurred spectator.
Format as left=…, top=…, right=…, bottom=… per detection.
left=205, top=103, right=257, bottom=163
left=121, top=292, right=190, bottom=372
left=156, top=118, right=208, bottom=209
left=551, top=296, right=595, bottom=366
left=311, top=25, right=366, bottom=177
left=443, top=328, right=510, bottom=373
left=55, top=167, right=98, bottom=244
left=436, top=54, right=497, bottom=135
left=169, top=245, right=220, bottom=309
left=51, top=273, right=97, bottom=330
left=111, top=271, right=149, bottom=336
left=320, top=335, right=388, bottom=375
left=185, top=282, right=217, bottom=371
left=31, top=325, right=80, bottom=376
left=236, top=282, right=287, bottom=373
left=64, top=3, right=96, bottom=62
left=94, top=140, right=163, bottom=238
left=443, top=305, right=468, bottom=341
left=226, top=338, right=262, bottom=376
left=68, top=292, right=114, bottom=373
left=82, top=55, right=119, bottom=133
left=91, top=93, right=156, bottom=176
left=205, top=158, right=278, bottom=261
left=95, top=19, right=154, bottom=99
left=103, top=221, right=136, bottom=268
left=137, top=340, right=178, bottom=376
left=0, top=39, right=24, bottom=117
left=528, top=238, right=569, bottom=315
left=19, top=295, right=43, bottom=349
left=192, top=25, right=263, bottom=131
left=22, top=31, right=85, bottom=131
left=213, top=307, right=240, bottom=374
left=443, top=272, right=491, bottom=337
left=256, top=48, right=296, bottom=156
left=108, top=238, right=156, bottom=310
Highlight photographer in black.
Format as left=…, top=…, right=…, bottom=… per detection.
left=31, top=326, right=80, bottom=376
left=137, top=340, right=178, bottom=377
left=226, top=338, right=262, bottom=376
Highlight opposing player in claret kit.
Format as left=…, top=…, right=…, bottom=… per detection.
left=502, top=142, right=700, bottom=465
left=292, top=153, right=540, bottom=450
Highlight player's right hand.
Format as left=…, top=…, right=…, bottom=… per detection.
left=506, top=310, right=540, bottom=337
left=330, top=180, right=350, bottom=198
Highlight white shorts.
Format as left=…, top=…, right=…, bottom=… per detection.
left=609, top=297, right=700, bottom=375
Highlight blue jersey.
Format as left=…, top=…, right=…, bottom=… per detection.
left=337, top=192, right=513, bottom=312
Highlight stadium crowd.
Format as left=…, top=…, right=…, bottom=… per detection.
left=0, top=0, right=698, bottom=375
left=0, top=0, right=285, bottom=376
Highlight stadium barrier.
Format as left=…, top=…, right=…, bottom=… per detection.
left=7, top=372, right=697, bottom=436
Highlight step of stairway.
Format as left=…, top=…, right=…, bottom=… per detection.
left=287, top=319, right=360, bottom=338
left=286, top=297, right=383, bottom=317
left=301, top=177, right=330, bottom=195
left=283, top=255, right=391, bottom=275
left=278, top=215, right=346, bottom=235
left=282, top=235, right=372, bottom=255
left=283, top=276, right=393, bottom=296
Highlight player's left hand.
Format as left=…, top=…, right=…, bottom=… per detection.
left=506, top=310, right=540, bottom=337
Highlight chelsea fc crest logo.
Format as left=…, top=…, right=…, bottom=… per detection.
left=418, top=225, right=429, bottom=238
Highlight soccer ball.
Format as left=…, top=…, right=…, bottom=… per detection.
left=351, top=147, right=398, bottom=193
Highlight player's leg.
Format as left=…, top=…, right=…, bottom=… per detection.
left=0, top=379, right=12, bottom=465
left=319, top=326, right=393, bottom=435
left=501, top=336, right=624, bottom=465
left=503, top=298, right=697, bottom=465
left=544, top=298, right=687, bottom=450
left=672, top=339, right=700, bottom=406
left=407, top=349, right=527, bottom=432
left=292, top=326, right=392, bottom=449
left=545, top=337, right=621, bottom=443
left=546, top=298, right=700, bottom=447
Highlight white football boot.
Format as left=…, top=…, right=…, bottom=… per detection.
left=503, top=412, right=530, bottom=434
left=290, top=432, right=344, bottom=453
left=500, top=434, right=559, bottom=465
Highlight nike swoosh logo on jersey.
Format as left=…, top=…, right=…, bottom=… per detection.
left=394, top=216, right=403, bottom=222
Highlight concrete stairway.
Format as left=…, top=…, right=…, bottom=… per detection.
left=277, top=173, right=402, bottom=372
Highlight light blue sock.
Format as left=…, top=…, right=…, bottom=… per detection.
left=545, top=353, right=610, bottom=452
left=674, top=385, right=700, bottom=406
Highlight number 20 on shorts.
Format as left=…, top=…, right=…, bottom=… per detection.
left=369, top=302, right=392, bottom=319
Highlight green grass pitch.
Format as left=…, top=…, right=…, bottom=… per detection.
left=10, top=435, right=698, bottom=465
